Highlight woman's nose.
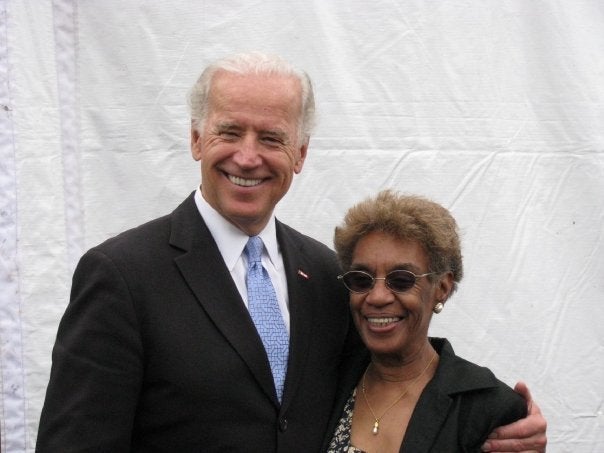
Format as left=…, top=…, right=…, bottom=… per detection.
left=365, top=278, right=395, bottom=305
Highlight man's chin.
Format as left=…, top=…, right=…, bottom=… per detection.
left=224, top=209, right=271, bottom=235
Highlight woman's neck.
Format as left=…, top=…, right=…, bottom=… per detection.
left=369, top=340, right=437, bottom=383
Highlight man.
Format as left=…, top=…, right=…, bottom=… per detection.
left=37, top=52, right=546, bottom=451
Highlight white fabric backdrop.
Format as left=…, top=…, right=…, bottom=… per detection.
left=2, top=1, right=603, bottom=451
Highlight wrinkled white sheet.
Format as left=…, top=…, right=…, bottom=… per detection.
left=2, top=1, right=603, bottom=451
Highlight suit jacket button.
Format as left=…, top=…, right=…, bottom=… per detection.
left=279, top=418, right=288, bottom=432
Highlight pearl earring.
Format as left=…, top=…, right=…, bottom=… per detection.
left=433, top=302, right=444, bottom=314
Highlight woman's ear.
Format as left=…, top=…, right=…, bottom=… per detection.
left=435, top=271, right=454, bottom=304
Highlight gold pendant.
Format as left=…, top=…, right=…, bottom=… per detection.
left=372, top=420, right=379, bottom=435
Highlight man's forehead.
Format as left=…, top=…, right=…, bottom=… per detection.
left=211, top=70, right=301, bottom=97
left=208, top=75, right=301, bottom=119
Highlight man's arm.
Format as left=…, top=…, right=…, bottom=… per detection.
left=36, top=249, right=143, bottom=451
left=481, top=381, right=547, bottom=452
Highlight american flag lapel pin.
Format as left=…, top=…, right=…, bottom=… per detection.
left=297, top=269, right=310, bottom=280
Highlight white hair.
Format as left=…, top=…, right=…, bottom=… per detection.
left=188, top=51, right=316, bottom=144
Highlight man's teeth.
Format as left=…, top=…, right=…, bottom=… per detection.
left=229, top=175, right=262, bottom=187
left=367, top=317, right=400, bottom=327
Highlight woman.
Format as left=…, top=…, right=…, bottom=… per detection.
left=326, top=190, right=527, bottom=452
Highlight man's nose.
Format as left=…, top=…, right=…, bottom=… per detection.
left=234, top=135, right=262, bottom=166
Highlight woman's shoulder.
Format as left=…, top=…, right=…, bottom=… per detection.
left=431, top=338, right=502, bottom=391
left=429, top=337, right=528, bottom=435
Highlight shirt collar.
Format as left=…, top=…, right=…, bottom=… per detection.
left=194, top=187, right=280, bottom=270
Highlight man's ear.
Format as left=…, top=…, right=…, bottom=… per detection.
left=293, top=140, right=309, bottom=174
left=191, top=126, right=202, bottom=161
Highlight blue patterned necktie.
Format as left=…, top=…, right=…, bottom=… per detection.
left=244, top=236, right=289, bottom=402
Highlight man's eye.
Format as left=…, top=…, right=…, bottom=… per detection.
left=220, top=131, right=239, bottom=139
left=262, top=136, right=283, bottom=145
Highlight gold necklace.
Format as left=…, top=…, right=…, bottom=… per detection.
left=361, top=352, right=436, bottom=435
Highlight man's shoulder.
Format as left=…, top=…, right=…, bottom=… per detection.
left=100, top=213, right=171, bottom=247
left=90, top=194, right=196, bottom=258
left=276, top=220, right=335, bottom=255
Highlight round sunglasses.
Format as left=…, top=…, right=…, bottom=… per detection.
left=337, top=269, right=434, bottom=294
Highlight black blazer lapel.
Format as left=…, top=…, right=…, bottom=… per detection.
left=400, top=383, right=452, bottom=452
left=169, top=194, right=278, bottom=404
left=277, top=221, right=316, bottom=410
left=275, top=221, right=316, bottom=410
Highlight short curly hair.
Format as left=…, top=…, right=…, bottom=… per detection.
left=334, top=190, right=463, bottom=293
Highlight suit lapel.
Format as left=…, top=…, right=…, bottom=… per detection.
left=169, top=195, right=278, bottom=404
left=275, top=221, right=315, bottom=409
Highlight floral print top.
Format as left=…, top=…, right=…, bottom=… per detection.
left=327, top=389, right=366, bottom=453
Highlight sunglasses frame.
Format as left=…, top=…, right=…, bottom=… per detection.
left=337, top=269, right=435, bottom=294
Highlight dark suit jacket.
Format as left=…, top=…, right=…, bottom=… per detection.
left=324, top=338, right=527, bottom=452
left=37, top=192, right=361, bottom=452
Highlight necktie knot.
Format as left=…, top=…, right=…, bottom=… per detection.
left=245, top=236, right=263, bottom=265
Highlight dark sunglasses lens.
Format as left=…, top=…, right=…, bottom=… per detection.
left=344, top=272, right=374, bottom=292
left=386, top=271, right=416, bottom=292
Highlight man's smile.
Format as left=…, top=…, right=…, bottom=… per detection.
left=227, top=173, right=264, bottom=187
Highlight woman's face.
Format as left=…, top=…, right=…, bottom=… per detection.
left=348, top=231, right=450, bottom=361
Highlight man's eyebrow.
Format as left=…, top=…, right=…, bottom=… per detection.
left=214, top=121, right=241, bottom=131
left=261, top=129, right=288, bottom=138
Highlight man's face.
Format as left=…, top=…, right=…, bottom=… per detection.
left=191, top=71, right=308, bottom=235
